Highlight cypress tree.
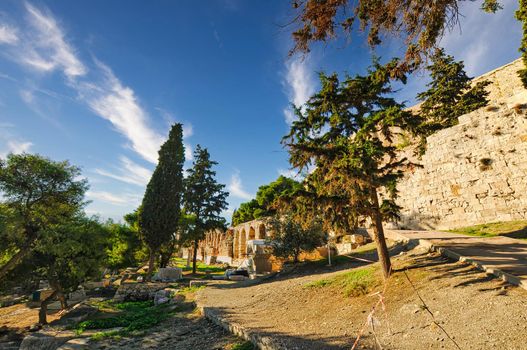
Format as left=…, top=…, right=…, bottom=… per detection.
left=183, top=145, right=228, bottom=274
left=139, top=124, right=185, bottom=281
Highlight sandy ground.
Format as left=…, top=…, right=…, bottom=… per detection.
left=198, top=247, right=527, bottom=350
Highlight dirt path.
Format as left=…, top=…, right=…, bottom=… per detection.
left=385, top=229, right=527, bottom=280
left=198, top=247, right=527, bottom=349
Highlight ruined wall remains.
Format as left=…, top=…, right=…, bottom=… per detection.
left=395, top=59, right=527, bottom=230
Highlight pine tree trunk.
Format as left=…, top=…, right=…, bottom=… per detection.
left=146, top=249, right=156, bottom=282
left=192, top=239, right=198, bottom=275
left=39, top=290, right=58, bottom=324
left=370, top=188, right=391, bottom=279
left=186, top=248, right=191, bottom=268
left=58, top=292, right=68, bottom=310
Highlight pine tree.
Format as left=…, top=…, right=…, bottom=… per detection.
left=139, top=124, right=185, bottom=281
left=281, top=59, right=419, bottom=278
left=416, top=48, right=490, bottom=141
left=183, top=145, right=228, bottom=274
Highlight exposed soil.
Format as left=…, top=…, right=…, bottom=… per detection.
left=0, top=303, right=61, bottom=345
left=198, top=246, right=527, bottom=349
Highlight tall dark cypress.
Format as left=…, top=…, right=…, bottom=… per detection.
left=139, top=124, right=185, bottom=281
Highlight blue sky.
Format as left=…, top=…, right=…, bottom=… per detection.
left=0, top=0, right=522, bottom=223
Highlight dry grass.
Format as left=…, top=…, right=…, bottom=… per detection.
left=449, top=220, right=527, bottom=239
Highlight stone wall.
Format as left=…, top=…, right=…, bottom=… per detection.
left=395, top=59, right=527, bottom=230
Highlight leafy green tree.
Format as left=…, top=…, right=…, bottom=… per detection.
left=267, top=215, right=325, bottom=264
left=231, top=176, right=302, bottom=226
left=183, top=145, right=228, bottom=274
left=32, top=215, right=108, bottom=324
left=105, top=218, right=143, bottom=270
left=139, top=124, right=185, bottom=281
left=281, top=59, right=419, bottom=278
left=0, top=154, right=88, bottom=281
left=231, top=200, right=260, bottom=226
left=416, top=48, right=490, bottom=144
left=516, top=1, right=527, bottom=87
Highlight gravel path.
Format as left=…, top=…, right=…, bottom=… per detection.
left=198, top=247, right=527, bottom=349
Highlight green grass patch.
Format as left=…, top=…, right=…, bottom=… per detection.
left=171, top=258, right=226, bottom=274
left=304, top=266, right=379, bottom=297
left=76, top=300, right=170, bottom=338
left=178, top=285, right=205, bottom=294
left=449, top=220, right=527, bottom=239
left=231, top=341, right=255, bottom=350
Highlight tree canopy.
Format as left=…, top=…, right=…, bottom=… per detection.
left=416, top=48, right=490, bottom=142
left=232, top=175, right=302, bottom=226
left=281, top=59, right=419, bottom=277
left=183, top=145, right=228, bottom=274
left=267, top=215, right=326, bottom=263
left=0, top=153, right=88, bottom=280
left=289, top=1, right=527, bottom=87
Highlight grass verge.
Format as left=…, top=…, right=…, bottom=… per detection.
left=76, top=300, right=173, bottom=339
left=304, top=266, right=380, bottom=297
left=449, top=220, right=527, bottom=239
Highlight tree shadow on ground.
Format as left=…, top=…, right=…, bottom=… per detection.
left=204, top=306, right=376, bottom=350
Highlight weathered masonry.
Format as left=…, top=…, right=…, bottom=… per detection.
left=193, top=218, right=275, bottom=270
left=395, top=59, right=527, bottom=230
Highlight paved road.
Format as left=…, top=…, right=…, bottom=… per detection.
left=385, top=229, right=527, bottom=284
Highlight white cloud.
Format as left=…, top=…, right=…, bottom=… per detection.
left=439, top=0, right=521, bottom=76
left=78, top=61, right=164, bottom=164
left=0, top=24, right=18, bottom=44
left=184, top=143, right=193, bottom=162
left=21, top=2, right=86, bottom=79
left=228, top=170, right=253, bottom=200
left=278, top=168, right=301, bottom=180
left=283, top=56, right=316, bottom=124
left=86, top=190, right=141, bottom=206
left=0, top=137, right=33, bottom=158
left=94, top=156, right=152, bottom=186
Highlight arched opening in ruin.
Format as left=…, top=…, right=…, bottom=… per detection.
left=257, top=223, right=266, bottom=240
left=240, top=228, right=247, bottom=257
left=249, top=226, right=256, bottom=240
left=233, top=230, right=239, bottom=259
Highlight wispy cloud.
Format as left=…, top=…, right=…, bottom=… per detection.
left=86, top=190, right=141, bottom=206
left=228, top=170, right=253, bottom=200
left=2, top=3, right=170, bottom=165
left=21, top=2, right=86, bottom=79
left=283, top=56, right=316, bottom=125
left=94, top=156, right=152, bottom=186
left=439, top=0, right=521, bottom=76
left=78, top=60, right=164, bottom=164
left=0, top=24, right=18, bottom=44
left=0, top=125, right=32, bottom=158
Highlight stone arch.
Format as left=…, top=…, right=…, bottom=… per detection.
left=249, top=226, right=256, bottom=240
left=233, top=230, right=239, bottom=259
left=257, top=223, right=266, bottom=240
left=240, top=228, right=247, bottom=257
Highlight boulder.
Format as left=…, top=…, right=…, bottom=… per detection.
left=157, top=268, right=182, bottom=282
left=19, top=331, right=75, bottom=350
left=113, top=283, right=167, bottom=302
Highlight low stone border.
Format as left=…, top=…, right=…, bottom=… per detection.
left=198, top=305, right=285, bottom=350
left=385, top=230, right=527, bottom=291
